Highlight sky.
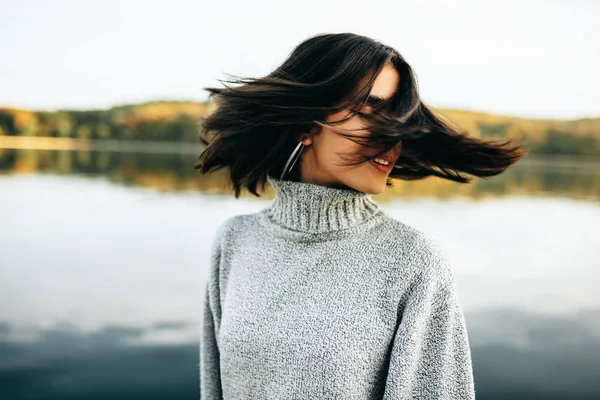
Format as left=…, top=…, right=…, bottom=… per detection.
left=0, top=0, right=598, bottom=119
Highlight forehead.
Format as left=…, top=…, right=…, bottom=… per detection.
left=370, top=64, right=400, bottom=100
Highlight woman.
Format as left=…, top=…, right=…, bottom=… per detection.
left=196, top=32, right=526, bottom=399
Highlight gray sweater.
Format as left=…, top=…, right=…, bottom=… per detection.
left=200, top=173, right=475, bottom=399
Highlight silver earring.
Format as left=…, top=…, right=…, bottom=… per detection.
left=280, top=141, right=305, bottom=180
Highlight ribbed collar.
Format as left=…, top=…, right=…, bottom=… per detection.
left=263, top=173, right=382, bottom=234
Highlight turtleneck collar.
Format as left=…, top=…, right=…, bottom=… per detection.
left=263, top=173, right=382, bottom=234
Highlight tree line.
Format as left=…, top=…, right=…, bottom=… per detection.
left=0, top=100, right=598, bottom=156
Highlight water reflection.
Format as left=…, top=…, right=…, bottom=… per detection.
left=1, top=149, right=599, bottom=399
left=1, top=309, right=599, bottom=400
left=0, top=148, right=598, bottom=201
left=0, top=322, right=198, bottom=400
left=468, top=309, right=600, bottom=400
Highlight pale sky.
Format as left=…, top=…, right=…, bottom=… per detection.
left=1, top=0, right=598, bottom=119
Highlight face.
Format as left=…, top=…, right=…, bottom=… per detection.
left=298, top=63, right=402, bottom=194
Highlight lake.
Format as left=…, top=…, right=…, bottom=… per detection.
left=0, top=148, right=599, bottom=399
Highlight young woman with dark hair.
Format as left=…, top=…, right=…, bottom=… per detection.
left=197, top=32, right=526, bottom=399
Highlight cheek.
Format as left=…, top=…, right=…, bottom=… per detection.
left=312, top=131, right=366, bottom=169
left=315, top=110, right=369, bottom=167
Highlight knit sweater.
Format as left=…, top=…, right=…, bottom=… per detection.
left=200, top=173, right=475, bottom=399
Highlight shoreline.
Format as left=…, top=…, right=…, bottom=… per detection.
left=0, top=136, right=598, bottom=166
left=0, top=136, right=203, bottom=154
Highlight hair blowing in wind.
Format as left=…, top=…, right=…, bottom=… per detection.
left=195, top=32, right=528, bottom=198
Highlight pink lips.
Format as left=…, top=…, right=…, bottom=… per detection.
left=370, top=159, right=393, bottom=173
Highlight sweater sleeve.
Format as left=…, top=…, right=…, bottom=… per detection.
left=382, top=235, right=475, bottom=400
left=200, top=281, right=223, bottom=399
left=199, top=221, right=229, bottom=400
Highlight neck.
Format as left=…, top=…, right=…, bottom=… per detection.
left=264, top=173, right=382, bottom=234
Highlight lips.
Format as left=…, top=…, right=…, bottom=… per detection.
left=378, top=141, right=402, bottom=164
left=378, top=155, right=395, bottom=163
left=376, top=153, right=398, bottom=164
left=370, top=159, right=393, bottom=173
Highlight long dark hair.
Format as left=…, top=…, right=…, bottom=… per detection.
left=195, top=32, right=527, bottom=198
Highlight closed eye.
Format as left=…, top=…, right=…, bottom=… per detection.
left=360, top=95, right=390, bottom=113
left=366, top=95, right=386, bottom=106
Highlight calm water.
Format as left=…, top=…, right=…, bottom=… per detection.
left=0, top=148, right=599, bottom=399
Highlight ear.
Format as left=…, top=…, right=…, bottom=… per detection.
left=300, top=126, right=318, bottom=146
left=301, top=136, right=313, bottom=146
left=302, top=126, right=320, bottom=146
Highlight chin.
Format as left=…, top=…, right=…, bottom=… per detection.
left=354, top=180, right=387, bottom=195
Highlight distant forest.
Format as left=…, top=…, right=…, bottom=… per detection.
left=0, top=100, right=599, bottom=156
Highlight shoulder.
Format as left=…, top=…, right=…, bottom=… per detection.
left=378, top=216, right=461, bottom=314
left=212, top=212, right=261, bottom=247
left=208, top=213, right=257, bottom=274
left=380, top=212, right=455, bottom=285
left=213, top=214, right=242, bottom=240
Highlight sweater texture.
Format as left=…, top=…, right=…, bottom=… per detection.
left=200, top=173, right=475, bottom=399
